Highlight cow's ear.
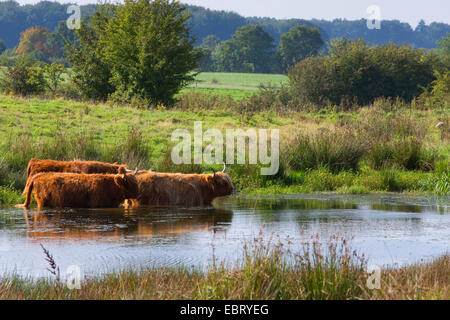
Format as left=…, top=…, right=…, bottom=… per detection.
left=114, top=175, right=127, bottom=190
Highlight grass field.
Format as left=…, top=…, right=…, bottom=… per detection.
left=189, top=72, right=288, bottom=89
left=182, top=72, right=288, bottom=99
left=0, top=92, right=448, bottom=205
left=0, top=66, right=286, bottom=100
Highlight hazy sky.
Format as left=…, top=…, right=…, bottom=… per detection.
left=14, top=0, right=450, bottom=27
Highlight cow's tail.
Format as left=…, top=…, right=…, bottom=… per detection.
left=16, top=178, right=34, bottom=208
left=26, top=161, right=32, bottom=178
left=22, top=178, right=30, bottom=196
left=22, top=160, right=34, bottom=196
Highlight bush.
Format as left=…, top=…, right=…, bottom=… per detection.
left=0, top=185, right=23, bottom=205
left=288, top=39, right=438, bottom=107
left=0, top=58, right=46, bottom=96
left=419, top=70, right=450, bottom=109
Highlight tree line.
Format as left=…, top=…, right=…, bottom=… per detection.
left=1, top=0, right=449, bottom=49
left=198, top=25, right=324, bottom=73
left=0, top=0, right=448, bottom=109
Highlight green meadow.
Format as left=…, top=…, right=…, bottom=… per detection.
left=0, top=89, right=448, bottom=206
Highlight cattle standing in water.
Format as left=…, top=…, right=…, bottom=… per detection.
left=25, top=158, right=131, bottom=178
left=19, top=167, right=139, bottom=209
left=23, top=158, right=135, bottom=195
left=126, top=164, right=234, bottom=208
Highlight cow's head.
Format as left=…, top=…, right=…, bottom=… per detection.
left=208, top=164, right=234, bottom=197
left=115, top=166, right=139, bottom=199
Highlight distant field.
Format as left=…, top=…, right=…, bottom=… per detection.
left=189, top=72, right=288, bottom=89
left=0, top=67, right=287, bottom=99
left=182, top=72, right=288, bottom=99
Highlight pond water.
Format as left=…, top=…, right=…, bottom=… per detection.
left=0, top=194, right=449, bottom=279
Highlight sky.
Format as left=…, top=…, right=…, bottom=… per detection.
left=14, top=0, right=450, bottom=28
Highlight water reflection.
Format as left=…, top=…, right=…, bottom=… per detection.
left=22, top=207, right=234, bottom=242
left=0, top=194, right=448, bottom=277
left=370, top=203, right=423, bottom=213
left=224, top=197, right=359, bottom=211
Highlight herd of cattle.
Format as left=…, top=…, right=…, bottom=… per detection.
left=16, top=159, right=234, bottom=209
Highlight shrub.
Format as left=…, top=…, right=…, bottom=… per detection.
left=0, top=58, right=46, bottom=96
left=419, top=70, right=450, bottom=109
left=0, top=185, right=23, bottom=205
left=288, top=39, right=437, bottom=106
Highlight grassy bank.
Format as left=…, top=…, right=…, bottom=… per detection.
left=0, top=237, right=448, bottom=300
left=0, top=93, right=448, bottom=205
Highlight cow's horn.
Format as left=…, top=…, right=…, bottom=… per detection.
left=212, top=168, right=216, bottom=177
left=125, top=168, right=134, bottom=173
left=133, top=168, right=138, bottom=175
left=222, top=163, right=226, bottom=173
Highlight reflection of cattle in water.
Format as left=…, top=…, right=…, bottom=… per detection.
left=127, top=165, right=234, bottom=208
left=24, top=208, right=234, bottom=242
left=19, top=167, right=139, bottom=209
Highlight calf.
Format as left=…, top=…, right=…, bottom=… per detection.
left=19, top=167, right=139, bottom=209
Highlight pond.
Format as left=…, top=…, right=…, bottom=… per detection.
left=0, top=194, right=449, bottom=279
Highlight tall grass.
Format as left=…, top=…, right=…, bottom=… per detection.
left=0, top=128, right=153, bottom=191
left=0, top=235, right=447, bottom=300
left=283, top=129, right=368, bottom=173
left=0, top=94, right=447, bottom=200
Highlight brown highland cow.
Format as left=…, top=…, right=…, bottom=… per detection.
left=126, top=164, right=233, bottom=208
left=19, top=167, right=139, bottom=209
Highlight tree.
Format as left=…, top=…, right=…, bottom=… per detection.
left=100, top=0, right=201, bottom=105
left=43, top=62, right=66, bottom=94
left=16, top=26, right=51, bottom=59
left=233, top=25, right=276, bottom=73
left=214, top=39, right=253, bottom=72
left=213, top=25, right=276, bottom=73
left=45, top=21, right=78, bottom=60
left=0, top=39, right=6, bottom=54
left=200, top=35, right=221, bottom=51
left=436, top=33, right=450, bottom=60
left=197, top=35, right=221, bottom=72
left=279, top=25, right=324, bottom=70
left=66, top=9, right=115, bottom=101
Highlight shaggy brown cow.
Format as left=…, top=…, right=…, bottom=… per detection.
left=19, top=167, right=139, bottom=209
left=126, top=164, right=234, bottom=208
left=23, top=158, right=135, bottom=196
left=26, top=158, right=130, bottom=178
